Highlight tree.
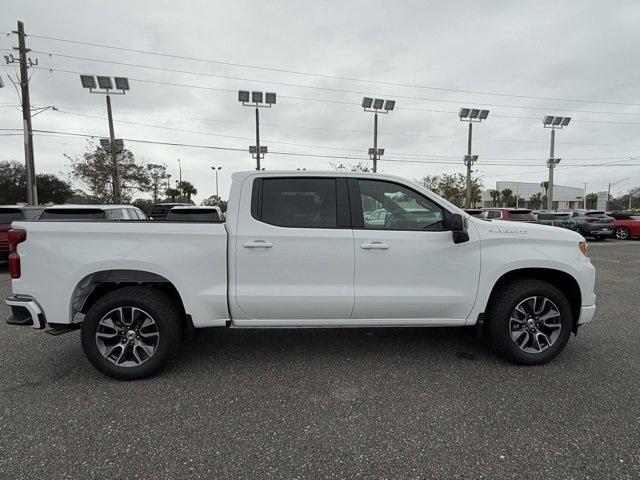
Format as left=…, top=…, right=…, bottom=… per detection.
left=416, top=173, right=483, bottom=207
left=66, top=143, right=151, bottom=203
left=201, top=195, right=228, bottom=212
left=329, top=161, right=371, bottom=172
left=177, top=180, right=197, bottom=203
left=0, top=160, right=73, bottom=204
left=147, top=163, right=168, bottom=203
left=488, top=189, right=501, bottom=207
left=132, top=198, right=155, bottom=215
left=165, top=188, right=181, bottom=201
left=586, top=193, right=598, bottom=209
left=529, top=192, right=543, bottom=209
left=500, top=188, right=514, bottom=207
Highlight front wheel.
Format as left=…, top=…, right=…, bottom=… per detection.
left=486, top=279, right=572, bottom=365
left=615, top=227, right=630, bottom=240
left=81, top=286, right=183, bottom=380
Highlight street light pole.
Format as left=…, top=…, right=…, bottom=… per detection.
left=607, top=178, right=630, bottom=211
left=105, top=94, right=121, bottom=203
left=583, top=183, right=587, bottom=210
left=459, top=108, right=489, bottom=208
left=542, top=116, right=571, bottom=210
left=211, top=166, right=221, bottom=197
left=362, top=97, right=395, bottom=173
left=255, top=107, right=261, bottom=171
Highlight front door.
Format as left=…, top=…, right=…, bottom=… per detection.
left=350, top=178, right=480, bottom=323
left=233, top=176, right=354, bottom=322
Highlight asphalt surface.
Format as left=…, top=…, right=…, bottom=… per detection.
left=0, top=240, right=639, bottom=480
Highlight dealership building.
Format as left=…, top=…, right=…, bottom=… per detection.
left=480, top=181, right=584, bottom=210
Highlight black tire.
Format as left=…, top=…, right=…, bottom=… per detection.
left=486, top=279, right=572, bottom=365
left=81, top=286, right=183, bottom=380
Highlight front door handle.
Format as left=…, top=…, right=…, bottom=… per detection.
left=243, top=240, right=273, bottom=248
left=360, top=242, right=390, bottom=250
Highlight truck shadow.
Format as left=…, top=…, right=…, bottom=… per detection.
left=168, top=326, right=488, bottom=375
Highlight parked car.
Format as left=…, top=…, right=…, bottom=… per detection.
left=482, top=208, right=540, bottom=223
left=166, top=206, right=223, bottom=222
left=463, top=209, right=484, bottom=218
left=608, top=211, right=640, bottom=240
left=569, top=211, right=614, bottom=240
left=148, top=203, right=192, bottom=220
left=5, top=171, right=595, bottom=379
left=363, top=208, right=390, bottom=226
left=536, top=212, right=578, bottom=231
left=0, top=206, right=43, bottom=261
left=38, top=205, right=147, bottom=221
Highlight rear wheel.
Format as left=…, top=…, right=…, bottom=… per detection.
left=486, top=279, right=572, bottom=365
left=81, top=286, right=183, bottom=380
left=615, top=227, right=630, bottom=240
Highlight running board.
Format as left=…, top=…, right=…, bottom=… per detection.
left=45, top=324, right=81, bottom=336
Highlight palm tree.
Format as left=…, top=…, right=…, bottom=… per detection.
left=488, top=189, right=500, bottom=207
left=177, top=181, right=198, bottom=203
left=165, top=187, right=180, bottom=202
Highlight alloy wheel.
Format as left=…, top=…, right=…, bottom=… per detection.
left=95, top=307, right=160, bottom=367
left=509, top=296, right=562, bottom=353
left=615, top=227, right=629, bottom=240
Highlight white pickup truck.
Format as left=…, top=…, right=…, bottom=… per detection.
left=5, top=171, right=596, bottom=379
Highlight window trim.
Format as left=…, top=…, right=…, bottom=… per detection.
left=251, top=176, right=351, bottom=229
left=349, top=177, right=450, bottom=232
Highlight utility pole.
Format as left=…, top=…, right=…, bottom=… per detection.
left=177, top=159, right=182, bottom=183
left=607, top=178, right=630, bottom=211
left=372, top=112, right=378, bottom=172
left=583, top=183, right=587, bottom=210
left=15, top=21, right=38, bottom=205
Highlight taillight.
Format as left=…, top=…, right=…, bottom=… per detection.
left=8, top=228, right=26, bottom=279
left=585, top=218, right=596, bottom=223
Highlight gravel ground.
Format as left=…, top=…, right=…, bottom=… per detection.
left=0, top=240, right=638, bottom=479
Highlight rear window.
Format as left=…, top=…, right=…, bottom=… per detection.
left=166, top=209, right=221, bottom=222
left=585, top=211, right=606, bottom=217
left=537, top=213, right=554, bottom=220
left=258, top=178, right=337, bottom=228
left=507, top=210, right=536, bottom=221
left=0, top=208, right=25, bottom=223
left=39, top=208, right=107, bottom=220
left=150, top=205, right=174, bottom=215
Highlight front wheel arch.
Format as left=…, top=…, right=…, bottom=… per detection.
left=484, top=268, right=582, bottom=332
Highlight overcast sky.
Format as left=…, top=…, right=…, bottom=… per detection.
left=2, top=0, right=640, bottom=202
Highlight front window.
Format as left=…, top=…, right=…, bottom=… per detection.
left=358, top=179, right=444, bottom=231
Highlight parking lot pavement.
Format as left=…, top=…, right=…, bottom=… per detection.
left=1, top=241, right=639, bottom=480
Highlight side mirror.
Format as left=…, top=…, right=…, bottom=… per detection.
left=443, top=211, right=469, bottom=244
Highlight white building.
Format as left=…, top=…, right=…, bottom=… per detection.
left=481, top=181, right=584, bottom=210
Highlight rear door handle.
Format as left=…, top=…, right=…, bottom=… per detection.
left=243, top=240, right=273, bottom=248
left=360, top=242, right=390, bottom=250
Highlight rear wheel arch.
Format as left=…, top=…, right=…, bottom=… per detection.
left=71, top=269, right=188, bottom=327
left=484, top=268, right=582, bottom=330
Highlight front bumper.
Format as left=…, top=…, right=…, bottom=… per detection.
left=5, top=295, right=46, bottom=329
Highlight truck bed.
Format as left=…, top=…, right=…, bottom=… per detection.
left=11, top=220, right=229, bottom=328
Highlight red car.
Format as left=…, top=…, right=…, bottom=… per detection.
left=609, top=212, right=640, bottom=240
left=0, top=206, right=43, bottom=261
left=482, top=208, right=540, bottom=223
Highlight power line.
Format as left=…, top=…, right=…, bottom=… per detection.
left=26, top=102, right=640, bottom=148
left=52, top=109, right=638, bottom=163
left=24, top=48, right=640, bottom=118
left=24, top=33, right=640, bottom=107
left=19, top=128, right=640, bottom=168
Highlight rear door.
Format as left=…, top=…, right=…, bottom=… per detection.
left=233, top=176, right=355, bottom=322
left=349, top=178, right=480, bottom=323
